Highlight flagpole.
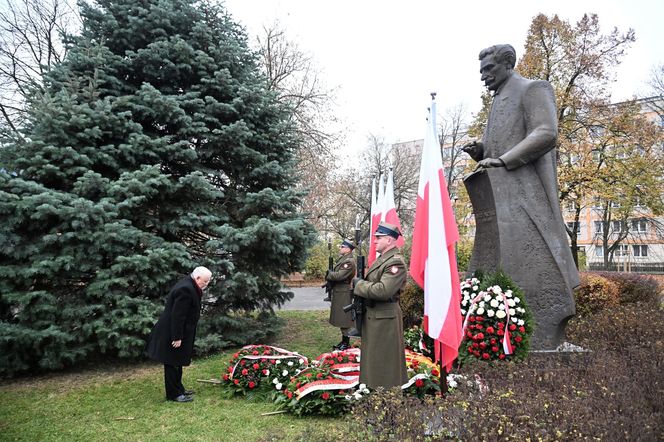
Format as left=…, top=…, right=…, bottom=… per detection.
left=430, top=92, right=449, bottom=397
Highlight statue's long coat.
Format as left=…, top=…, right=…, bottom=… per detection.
left=465, top=72, right=579, bottom=348
left=327, top=252, right=356, bottom=328
left=353, top=247, right=408, bottom=389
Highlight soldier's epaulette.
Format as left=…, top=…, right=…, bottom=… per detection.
left=385, top=254, right=405, bottom=265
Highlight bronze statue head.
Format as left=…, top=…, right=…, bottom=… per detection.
left=478, top=44, right=516, bottom=92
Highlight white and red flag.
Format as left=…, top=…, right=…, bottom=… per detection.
left=383, top=168, right=405, bottom=247
left=409, top=97, right=463, bottom=371
left=368, top=174, right=385, bottom=266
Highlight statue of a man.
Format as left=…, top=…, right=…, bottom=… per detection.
left=463, top=44, right=579, bottom=350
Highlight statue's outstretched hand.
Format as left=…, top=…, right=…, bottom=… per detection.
left=462, top=140, right=484, bottom=161
left=474, top=157, right=505, bottom=171
left=461, top=140, right=480, bottom=154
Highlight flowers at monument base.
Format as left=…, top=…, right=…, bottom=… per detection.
left=220, top=344, right=307, bottom=396
left=312, top=347, right=361, bottom=379
left=459, top=272, right=533, bottom=363
left=403, top=349, right=441, bottom=398
left=268, top=356, right=308, bottom=393
left=273, top=365, right=359, bottom=417
left=403, top=325, right=434, bottom=361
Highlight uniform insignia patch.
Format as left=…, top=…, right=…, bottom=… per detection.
left=390, top=266, right=399, bottom=274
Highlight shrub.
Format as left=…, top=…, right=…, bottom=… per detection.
left=594, top=271, right=661, bottom=304
left=303, top=240, right=337, bottom=280
left=575, top=273, right=620, bottom=316
left=349, top=388, right=448, bottom=440
left=403, top=326, right=434, bottom=360
left=400, top=279, right=424, bottom=329
left=346, top=301, right=664, bottom=440
left=456, top=238, right=474, bottom=273
left=567, top=300, right=664, bottom=352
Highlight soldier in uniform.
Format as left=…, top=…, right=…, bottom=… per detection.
left=325, top=239, right=357, bottom=350
left=352, top=221, right=408, bottom=389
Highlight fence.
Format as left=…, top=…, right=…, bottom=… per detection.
left=587, top=263, right=664, bottom=274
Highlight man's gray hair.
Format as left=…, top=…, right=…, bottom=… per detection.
left=479, top=44, right=517, bottom=69
left=191, top=266, right=212, bottom=279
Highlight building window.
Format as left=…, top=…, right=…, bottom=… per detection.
left=612, top=220, right=626, bottom=232
left=594, top=221, right=603, bottom=233
left=614, top=244, right=629, bottom=256
left=631, top=219, right=648, bottom=233
left=595, top=246, right=604, bottom=257
left=632, top=245, right=648, bottom=257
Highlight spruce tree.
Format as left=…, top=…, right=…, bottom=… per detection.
left=0, top=0, right=315, bottom=376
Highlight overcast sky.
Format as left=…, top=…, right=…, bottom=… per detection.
left=222, top=0, right=663, bottom=154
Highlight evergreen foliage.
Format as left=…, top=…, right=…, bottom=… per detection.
left=0, top=0, right=315, bottom=376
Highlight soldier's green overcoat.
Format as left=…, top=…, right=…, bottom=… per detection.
left=353, top=247, right=408, bottom=389
left=326, top=252, right=356, bottom=328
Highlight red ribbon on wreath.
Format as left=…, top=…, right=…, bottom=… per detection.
left=462, top=290, right=514, bottom=356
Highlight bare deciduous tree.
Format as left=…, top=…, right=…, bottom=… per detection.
left=439, top=102, right=471, bottom=197
left=254, top=21, right=342, bottom=234
left=646, top=63, right=664, bottom=114
left=0, top=0, right=79, bottom=140
left=331, top=133, right=420, bottom=248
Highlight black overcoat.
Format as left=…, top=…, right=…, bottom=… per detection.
left=146, top=276, right=201, bottom=366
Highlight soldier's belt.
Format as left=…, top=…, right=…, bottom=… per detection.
left=366, top=297, right=399, bottom=308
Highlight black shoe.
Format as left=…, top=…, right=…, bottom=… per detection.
left=323, top=297, right=331, bottom=302
left=337, top=343, right=350, bottom=351
left=169, top=394, right=193, bottom=402
left=183, top=389, right=194, bottom=396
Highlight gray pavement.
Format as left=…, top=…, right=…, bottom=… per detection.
left=279, top=286, right=330, bottom=310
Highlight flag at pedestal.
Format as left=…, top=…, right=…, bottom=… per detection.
left=409, top=97, right=463, bottom=370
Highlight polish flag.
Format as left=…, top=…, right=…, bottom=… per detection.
left=383, top=168, right=405, bottom=247
left=367, top=175, right=385, bottom=266
left=409, top=97, right=463, bottom=371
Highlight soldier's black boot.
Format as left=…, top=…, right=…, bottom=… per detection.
left=337, top=335, right=351, bottom=350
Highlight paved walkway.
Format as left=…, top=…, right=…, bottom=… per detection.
left=279, top=286, right=330, bottom=310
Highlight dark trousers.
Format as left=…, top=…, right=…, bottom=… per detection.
left=164, top=364, right=185, bottom=399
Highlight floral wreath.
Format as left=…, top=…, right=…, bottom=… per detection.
left=220, top=344, right=307, bottom=396
left=273, top=348, right=362, bottom=416
left=459, top=271, right=533, bottom=363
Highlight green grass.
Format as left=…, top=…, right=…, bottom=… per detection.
left=0, top=311, right=345, bottom=442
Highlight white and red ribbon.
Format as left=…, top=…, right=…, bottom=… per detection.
left=295, top=378, right=359, bottom=400
left=230, top=345, right=308, bottom=378
left=461, top=291, right=515, bottom=356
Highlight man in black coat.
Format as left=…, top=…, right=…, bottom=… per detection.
left=146, top=266, right=212, bottom=402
